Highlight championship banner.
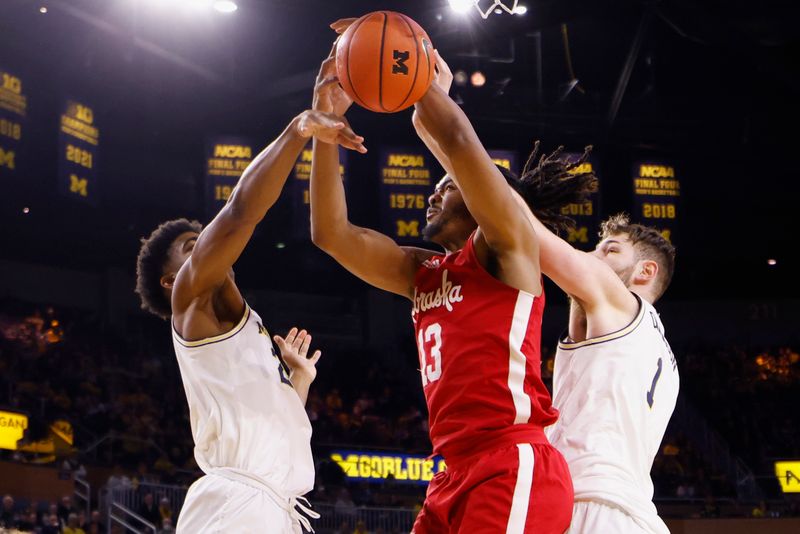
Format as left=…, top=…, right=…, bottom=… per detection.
left=291, top=144, right=347, bottom=239
left=331, top=450, right=446, bottom=486
left=488, top=149, right=519, bottom=176
left=205, top=136, right=255, bottom=217
left=561, top=152, right=601, bottom=249
left=379, top=147, right=434, bottom=244
left=632, top=160, right=680, bottom=244
left=0, top=68, right=27, bottom=177
left=58, top=99, right=99, bottom=204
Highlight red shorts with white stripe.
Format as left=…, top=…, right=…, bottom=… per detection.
left=412, top=441, right=573, bottom=534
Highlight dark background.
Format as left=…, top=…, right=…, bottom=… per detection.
left=1, top=0, right=798, bottom=305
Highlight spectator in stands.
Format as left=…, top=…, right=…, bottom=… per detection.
left=58, top=495, right=76, bottom=525
left=137, top=492, right=161, bottom=528
left=160, top=518, right=175, bottom=533
left=16, top=509, right=37, bottom=532
left=158, top=496, right=172, bottom=524
left=63, top=512, right=86, bottom=534
left=0, top=494, right=15, bottom=528
left=334, top=488, right=356, bottom=519
left=86, top=510, right=105, bottom=534
left=41, top=513, right=61, bottom=534
left=353, top=519, right=369, bottom=534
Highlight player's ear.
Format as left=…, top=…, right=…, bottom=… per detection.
left=160, top=272, right=177, bottom=290
left=635, top=260, right=659, bottom=284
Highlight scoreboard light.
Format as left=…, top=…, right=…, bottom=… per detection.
left=0, top=410, right=28, bottom=450
left=775, top=461, right=800, bottom=493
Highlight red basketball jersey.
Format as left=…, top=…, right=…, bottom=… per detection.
left=412, top=235, right=558, bottom=460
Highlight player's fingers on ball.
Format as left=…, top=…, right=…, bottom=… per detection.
left=330, top=18, right=357, bottom=33
left=316, top=77, right=340, bottom=94
left=319, top=57, right=337, bottom=76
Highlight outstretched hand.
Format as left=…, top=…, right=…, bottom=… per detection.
left=313, top=52, right=353, bottom=117
left=296, top=109, right=366, bottom=153
left=431, top=49, right=453, bottom=95
left=273, top=327, right=322, bottom=382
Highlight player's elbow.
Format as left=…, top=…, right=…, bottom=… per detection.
left=310, top=220, right=341, bottom=253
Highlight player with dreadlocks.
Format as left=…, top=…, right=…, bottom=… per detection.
left=413, top=48, right=678, bottom=534
left=310, top=31, right=592, bottom=532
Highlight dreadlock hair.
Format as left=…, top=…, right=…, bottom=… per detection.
left=135, top=218, right=203, bottom=320
left=497, top=141, right=598, bottom=234
left=600, top=213, right=676, bottom=301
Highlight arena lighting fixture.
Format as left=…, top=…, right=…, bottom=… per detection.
left=212, top=0, right=237, bottom=13
left=39, top=6, right=48, bottom=13
left=22, top=207, right=30, bottom=214
left=514, top=5, right=528, bottom=15
left=767, top=258, right=777, bottom=266
left=448, top=0, right=474, bottom=14
left=275, top=242, right=286, bottom=249
left=453, top=70, right=468, bottom=86
left=470, top=70, right=486, bottom=87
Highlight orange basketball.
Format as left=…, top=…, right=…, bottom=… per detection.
left=336, top=11, right=435, bottom=113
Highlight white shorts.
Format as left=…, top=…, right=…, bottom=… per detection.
left=176, top=474, right=302, bottom=534
left=567, top=500, right=669, bottom=534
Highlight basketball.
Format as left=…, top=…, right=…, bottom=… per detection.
left=336, top=11, right=435, bottom=113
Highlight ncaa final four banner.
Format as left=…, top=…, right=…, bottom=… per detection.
left=487, top=149, right=519, bottom=176
left=631, top=160, right=680, bottom=244
left=561, top=152, right=601, bottom=250
left=291, top=144, right=347, bottom=239
left=379, top=147, right=434, bottom=244
left=58, top=99, right=99, bottom=205
left=0, top=68, right=27, bottom=179
left=204, top=136, right=255, bottom=218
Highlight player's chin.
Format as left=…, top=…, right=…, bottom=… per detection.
left=421, top=222, right=441, bottom=242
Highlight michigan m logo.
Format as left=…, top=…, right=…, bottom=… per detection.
left=0, top=148, right=15, bottom=170
left=567, top=226, right=589, bottom=244
left=392, top=50, right=410, bottom=75
left=397, top=219, right=419, bottom=237
left=69, top=174, right=88, bottom=197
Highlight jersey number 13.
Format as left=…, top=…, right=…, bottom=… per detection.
left=417, top=323, right=443, bottom=386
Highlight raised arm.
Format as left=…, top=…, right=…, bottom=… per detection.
left=174, top=110, right=366, bottom=307
left=414, top=85, right=535, bottom=256
left=310, top=129, right=430, bottom=299
left=309, top=54, right=431, bottom=299
left=512, top=192, right=636, bottom=315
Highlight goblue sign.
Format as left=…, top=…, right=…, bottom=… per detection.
left=0, top=410, right=28, bottom=450
left=775, top=461, right=800, bottom=493
left=331, top=450, right=446, bottom=486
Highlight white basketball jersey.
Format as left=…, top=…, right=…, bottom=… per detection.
left=172, top=304, right=314, bottom=496
left=546, top=295, right=679, bottom=534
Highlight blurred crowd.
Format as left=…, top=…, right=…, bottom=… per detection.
left=2, top=299, right=800, bottom=527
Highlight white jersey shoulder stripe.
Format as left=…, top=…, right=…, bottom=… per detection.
left=557, top=294, right=646, bottom=351
left=172, top=304, right=251, bottom=348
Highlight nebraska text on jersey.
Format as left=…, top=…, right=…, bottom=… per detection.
left=413, top=269, right=464, bottom=315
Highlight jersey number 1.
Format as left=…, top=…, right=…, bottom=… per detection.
left=417, top=323, right=443, bottom=386
left=646, top=358, right=663, bottom=409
